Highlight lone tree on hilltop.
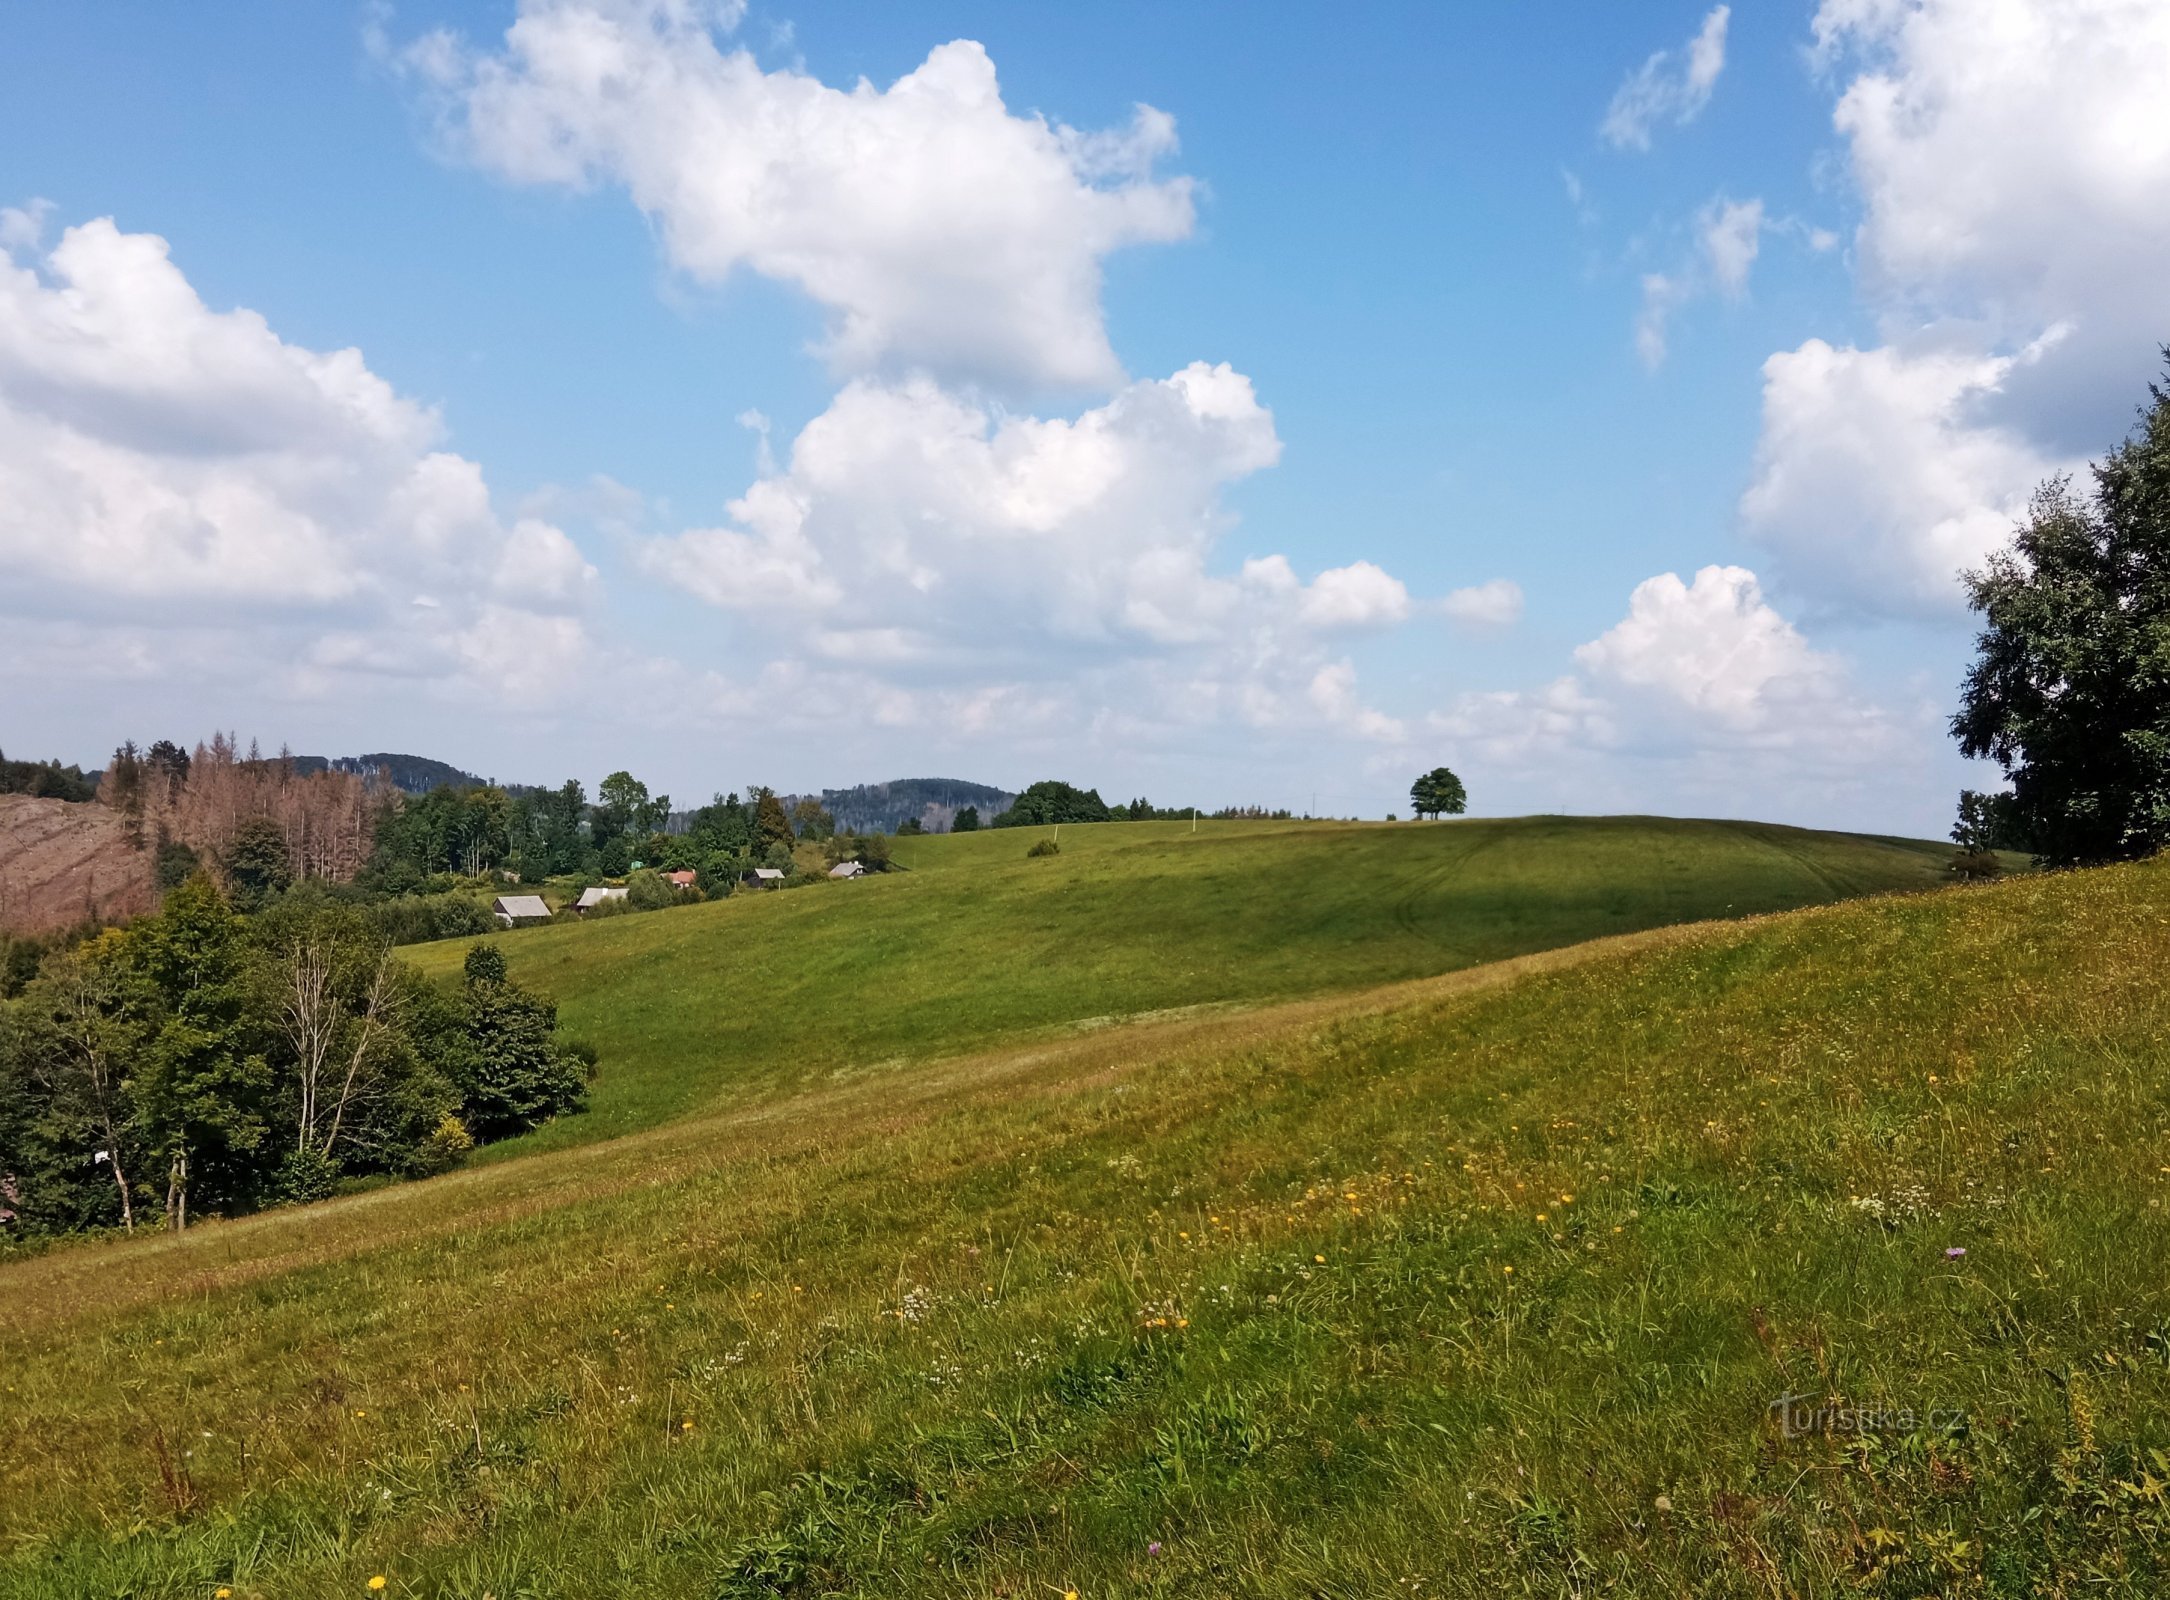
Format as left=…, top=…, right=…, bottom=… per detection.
left=1410, top=766, right=1467, bottom=820
left=1952, top=351, right=2170, bottom=866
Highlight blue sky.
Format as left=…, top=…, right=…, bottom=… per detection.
left=3, top=1, right=2163, bottom=830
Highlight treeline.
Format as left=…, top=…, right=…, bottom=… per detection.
left=0, top=750, right=97, bottom=803
left=366, top=773, right=898, bottom=895
left=99, top=736, right=378, bottom=894
left=0, top=876, right=587, bottom=1242
left=986, top=780, right=1294, bottom=828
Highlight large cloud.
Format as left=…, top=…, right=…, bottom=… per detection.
left=0, top=217, right=596, bottom=703
left=1743, top=0, right=2170, bottom=616
left=638, top=362, right=1436, bottom=738
left=404, top=0, right=1195, bottom=391
left=1433, top=566, right=1913, bottom=819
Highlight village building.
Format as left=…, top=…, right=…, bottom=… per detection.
left=828, top=861, right=866, bottom=879
left=491, top=893, right=552, bottom=927
left=574, top=885, right=628, bottom=914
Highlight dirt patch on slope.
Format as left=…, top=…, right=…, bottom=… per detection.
left=0, top=795, right=154, bottom=935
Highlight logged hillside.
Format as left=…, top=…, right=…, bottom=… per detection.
left=0, top=794, right=154, bottom=934
left=1, top=853, right=2164, bottom=1596
left=404, top=814, right=1979, bottom=1151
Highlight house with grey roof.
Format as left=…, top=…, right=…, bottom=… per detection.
left=492, top=893, right=553, bottom=927
left=828, top=861, right=866, bottom=879
left=574, top=885, right=628, bottom=914
left=740, top=866, right=786, bottom=888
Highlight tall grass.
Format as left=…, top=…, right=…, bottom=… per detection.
left=3, top=858, right=2162, bottom=1596
left=401, top=815, right=1974, bottom=1156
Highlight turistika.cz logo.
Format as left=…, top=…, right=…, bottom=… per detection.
left=1769, top=1392, right=1967, bottom=1439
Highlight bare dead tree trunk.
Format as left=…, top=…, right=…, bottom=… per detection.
left=278, top=933, right=337, bottom=1154
left=320, top=948, right=398, bottom=1160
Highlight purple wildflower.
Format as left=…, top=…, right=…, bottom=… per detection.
left=1944, top=1246, right=1967, bottom=1259
left=1147, top=1541, right=1163, bottom=1556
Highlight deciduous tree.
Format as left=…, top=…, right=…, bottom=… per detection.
left=1953, top=355, right=2170, bottom=865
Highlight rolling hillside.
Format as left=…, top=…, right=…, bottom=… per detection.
left=403, top=815, right=1978, bottom=1152
left=1, top=850, right=2162, bottom=1596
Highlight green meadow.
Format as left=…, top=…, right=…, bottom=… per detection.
left=403, top=815, right=1973, bottom=1153
left=4, top=820, right=2159, bottom=1596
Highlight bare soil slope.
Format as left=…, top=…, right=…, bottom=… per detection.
left=0, top=794, right=153, bottom=935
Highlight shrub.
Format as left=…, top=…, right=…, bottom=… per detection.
left=417, top=1113, right=474, bottom=1173
left=1026, top=838, right=1061, bottom=858
left=272, top=1146, right=340, bottom=1206
left=1950, top=848, right=2004, bottom=880
left=369, top=892, right=496, bottom=947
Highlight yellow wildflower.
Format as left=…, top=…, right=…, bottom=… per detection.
left=369, top=1580, right=388, bottom=1593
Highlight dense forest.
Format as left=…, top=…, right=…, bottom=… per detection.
left=0, top=877, right=587, bottom=1240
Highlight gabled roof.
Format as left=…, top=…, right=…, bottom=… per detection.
left=575, top=885, right=628, bottom=909
left=746, top=866, right=785, bottom=880
left=494, top=894, right=552, bottom=919
left=828, top=861, right=865, bottom=878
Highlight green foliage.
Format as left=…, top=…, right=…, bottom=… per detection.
left=219, top=816, right=292, bottom=911
left=623, top=869, right=679, bottom=912
left=367, top=890, right=496, bottom=947
left=789, top=797, right=837, bottom=841
left=1953, top=355, right=2170, bottom=865
left=152, top=841, right=200, bottom=893
left=125, top=877, right=272, bottom=1222
left=1025, top=837, right=1061, bottom=857
left=593, top=771, right=670, bottom=850
left=437, top=943, right=587, bottom=1141
left=953, top=805, right=980, bottom=833
left=0, top=749, right=96, bottom=802
left=1952, top=788, right=2026, bottom=853
left=1410, top=765, right=1468, bottom=819
left=753, top=787, right=795, bottom=852
left=992, top=779, right=1111, bottom=827
left=896, top=817, right=924, bottom=835
left=0, top=883, right=585, bottom=1240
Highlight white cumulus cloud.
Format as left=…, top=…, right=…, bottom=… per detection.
left=639, top=360, right=1419, bottom=738
left=1432, top=566, right=1912, bottom=821
left=1602, top=6, right=1730, bottom=151
left=1746, top=0, right=2170, bottom=615
left=1440, top=578, right=1524, bottom=626
left=404, top=0, right=1196, bottom=390
left=0, top=217, right=597, bottom=704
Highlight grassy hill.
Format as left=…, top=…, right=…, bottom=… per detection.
left=1, top=849, right=2164, bottom=1596
left=400, top=815, right=1975, bottom=1154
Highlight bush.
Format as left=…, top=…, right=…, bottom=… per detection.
left=416, top=1113, right=474, bottom=1174
left=1026, top=838, right=1061, bottom=858
left=272, top=1146, right=341, bottom=1206
left=1950, top=848, right=2004, bottom=880
left=369, top=892, right=496, bottom=947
